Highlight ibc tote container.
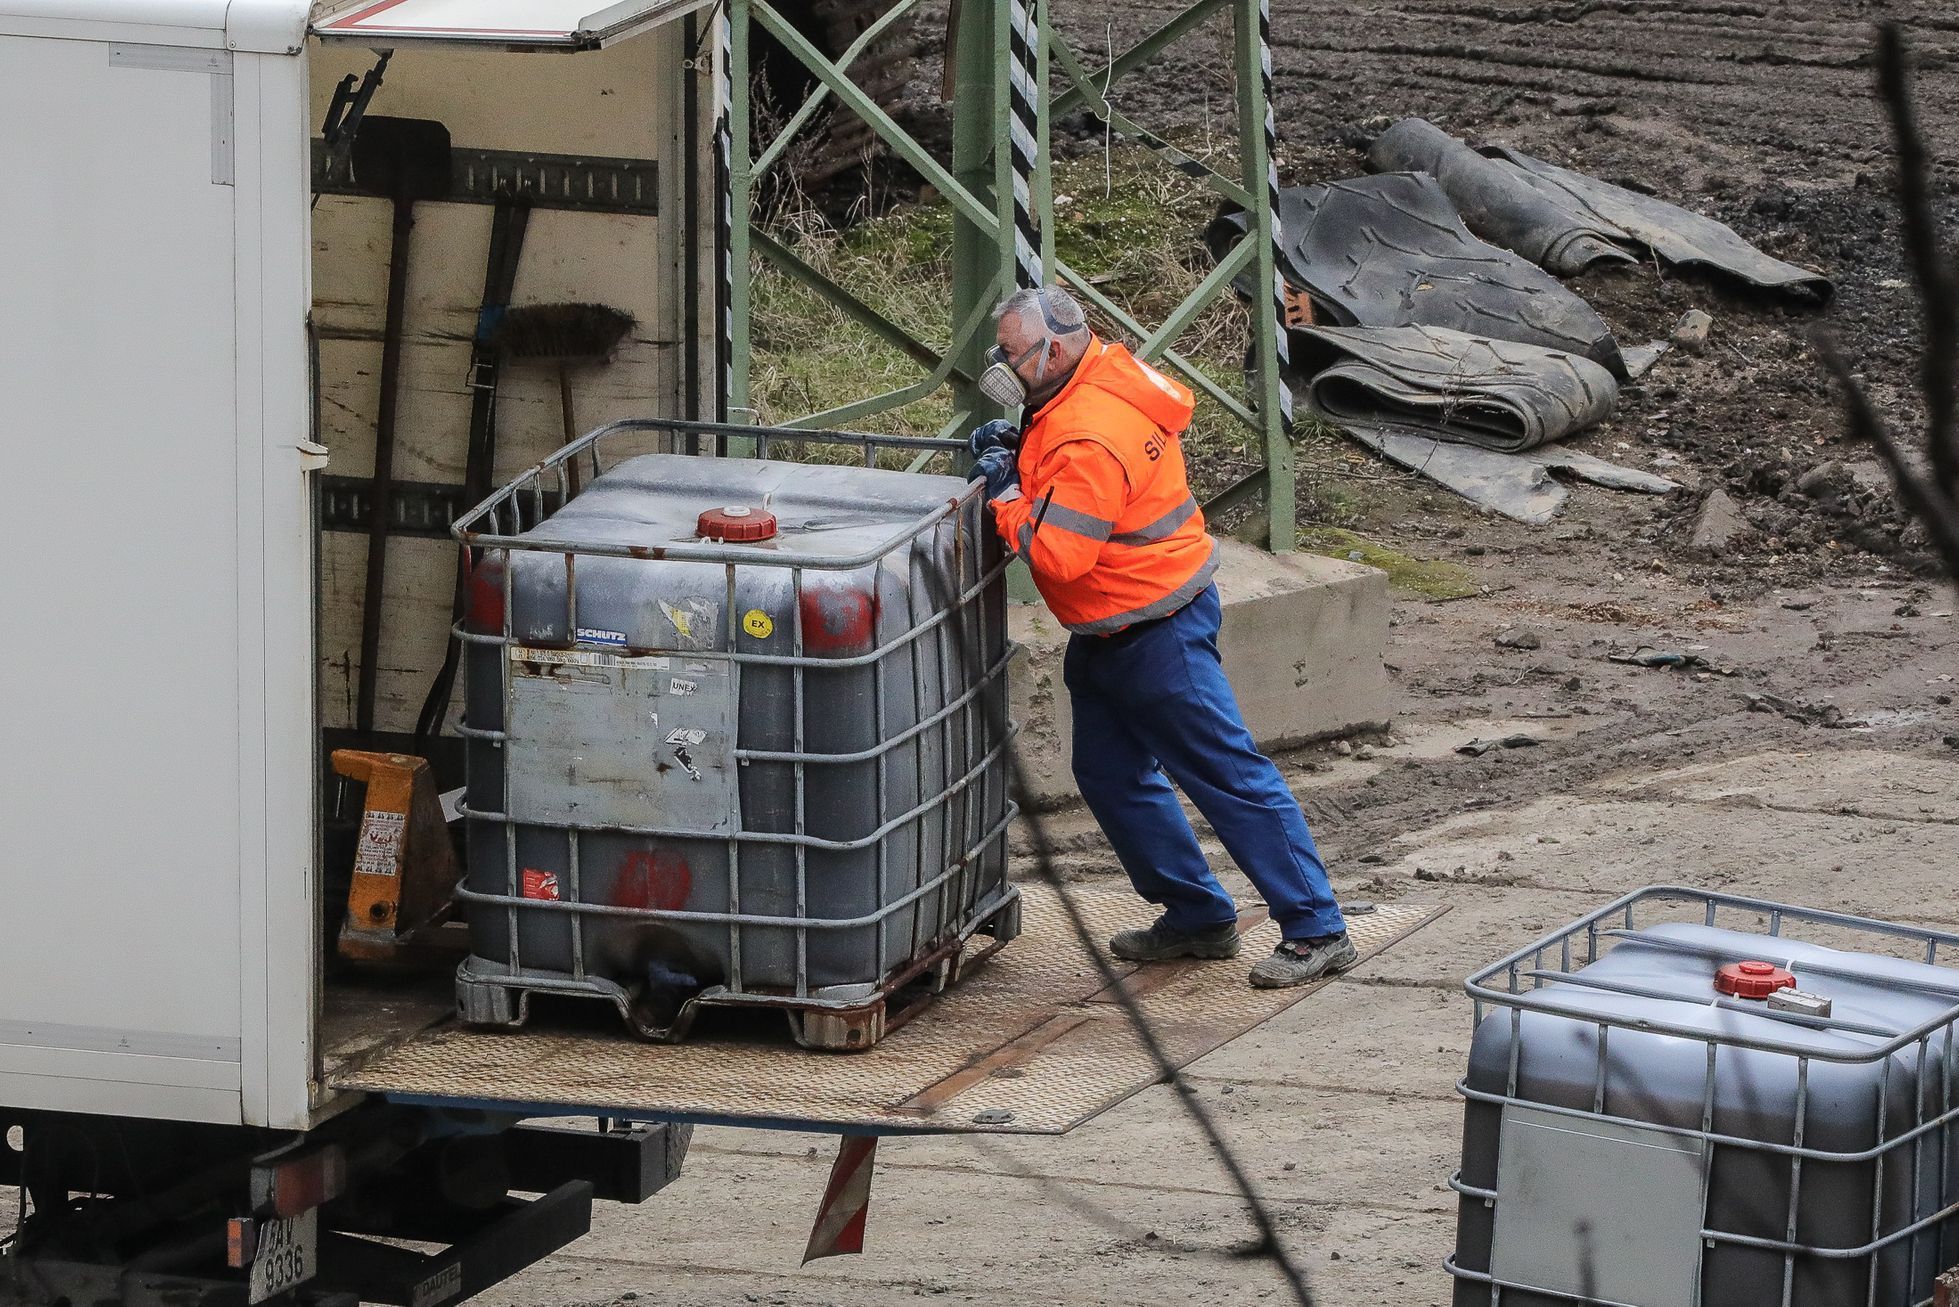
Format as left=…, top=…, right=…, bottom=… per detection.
left=1448, top=887, right=1959, bottom=1307
left=450, top=420, right=1019, bottom=1050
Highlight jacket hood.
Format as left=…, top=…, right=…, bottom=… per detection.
left=1035, top=338, right=1196, bottom=435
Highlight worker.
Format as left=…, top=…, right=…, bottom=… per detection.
left=968, top=286, right=1353, bottom=988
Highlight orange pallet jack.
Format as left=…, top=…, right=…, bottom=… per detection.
left=332, top=749, right=467, bottom=964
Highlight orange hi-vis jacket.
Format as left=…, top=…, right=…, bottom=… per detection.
left=990, top=336, right=1218, bottom=636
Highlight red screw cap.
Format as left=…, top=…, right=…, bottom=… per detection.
left=697, top=505, right=777, bottom=542
left=1714, top=959, right=1797, bottom=1000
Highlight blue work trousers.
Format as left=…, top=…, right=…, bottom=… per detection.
left=1062, top=584, right=1346, bottom=941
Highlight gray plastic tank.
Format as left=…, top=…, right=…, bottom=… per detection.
left=449, top=422, right=1017, bottom=1049
left=1449, top=887, right=1959, bottom=1307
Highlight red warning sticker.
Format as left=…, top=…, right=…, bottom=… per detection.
left=521, top=869, right=561, bottom=901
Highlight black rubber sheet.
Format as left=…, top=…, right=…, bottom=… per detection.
left=1483, top=144, right=1833, bottom=300
left=1206, top=172, right=1628, bottom=379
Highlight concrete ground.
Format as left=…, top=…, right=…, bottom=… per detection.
left=469, top=563, right=1959, bottom=1307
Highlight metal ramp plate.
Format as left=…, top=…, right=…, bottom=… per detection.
left=333, top=883, right=1445, bottom=1135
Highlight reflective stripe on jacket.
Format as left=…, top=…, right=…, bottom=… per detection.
left=990, top=337, right=1217, bottom=635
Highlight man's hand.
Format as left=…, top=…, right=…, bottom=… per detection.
left=969, top=446, right=1020, bottom=500
left=967, top=418, right=1020, bottom=459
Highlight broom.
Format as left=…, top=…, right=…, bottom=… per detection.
left=490, top=302, right=637, bottom=493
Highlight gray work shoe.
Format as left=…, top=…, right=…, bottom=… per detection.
left=1248, top=932, right=1359, bottom=988
left=1109, top=914, right=1242, bottom=962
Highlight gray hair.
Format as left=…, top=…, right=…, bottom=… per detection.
left=994, top=285, right=1089, bottom=340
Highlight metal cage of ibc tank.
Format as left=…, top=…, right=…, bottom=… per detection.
left=448, top=418, right=1019, bottom=1051
left=1449, top=885, right=1959, bottom=1307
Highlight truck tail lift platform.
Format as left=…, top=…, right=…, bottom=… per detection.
left=328, top=883, right=1439, bottom=1137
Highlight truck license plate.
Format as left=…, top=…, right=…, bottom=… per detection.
left=249, top=1209, right=318, bottom=1303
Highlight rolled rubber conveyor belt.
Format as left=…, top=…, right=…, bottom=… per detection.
left=1367, top=117, right=1833, bottom=301
left=1366, top=117, right=1636, bottom=277
left=1292, top=323, right=1619, bottom=453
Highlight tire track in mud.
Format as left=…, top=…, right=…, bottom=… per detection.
left=1045, top=0, right=1959, bottom=179
left=1443, top=2, right=1773, bottom=22
left=1288, top=41, right=1732, bottom=88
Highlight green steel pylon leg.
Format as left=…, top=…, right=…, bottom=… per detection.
left=1235, top=0, right=1294, bottom=551
left=948, top=0, right=1018, bottom=428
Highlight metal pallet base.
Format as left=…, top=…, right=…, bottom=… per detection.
left=455, top=890, right=1024, bottom=1052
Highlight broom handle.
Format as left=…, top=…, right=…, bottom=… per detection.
left=357, top=195, right=415, bottom=737
left=560, top=366, right=581, bottom=497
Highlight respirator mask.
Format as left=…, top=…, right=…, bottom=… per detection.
left=977, top=289, right=1088, bottom=409
left=978, top=340, right=1046, bottom=408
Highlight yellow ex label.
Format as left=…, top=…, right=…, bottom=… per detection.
left=742, top=609, right=775, bottom=639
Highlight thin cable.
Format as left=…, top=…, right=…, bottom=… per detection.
left=959, top=1134, right=1250, bottom=1256
left=1103, top=21, right=1115, bottom=198
left=1007, top=755, right=1317, bottom=1305
left=1878, top=22, right=1959, bottom=498
left=686, top=0, right=727, bottom=65
left=920, top=484, right=1316, bottom=1304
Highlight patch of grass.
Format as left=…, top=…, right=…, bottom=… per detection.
left=747, top=206, right=957, bottom=444
left=753, top=146, right=1255, bottom=426
left=748, top=139, right=1354, bottom=516
left=1299, top=527, right=1480, bottom=600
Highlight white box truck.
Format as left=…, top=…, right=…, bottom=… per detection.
left=0, top=3, right=1377, bottom=1302
left=1, top=6, right=726, bottom=1302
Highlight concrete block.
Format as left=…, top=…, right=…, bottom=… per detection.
left=1689, top=486, right=1750, bottom=552
left=1007, top=538, right=1393, bottom=809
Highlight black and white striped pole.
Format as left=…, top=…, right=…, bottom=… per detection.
left=715, top=2, right=737, bottom=431
left=1006, top=0, right=1045, bottom=292
left=1238, top=0, right=1296, bottom=549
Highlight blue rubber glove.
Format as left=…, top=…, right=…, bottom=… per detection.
left=967, top=418, right=1021, bottom=459
left=969, top=445, right=1020, bottom=500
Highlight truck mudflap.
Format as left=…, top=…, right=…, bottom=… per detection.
left=334, top=882, right=1448, bottom=1135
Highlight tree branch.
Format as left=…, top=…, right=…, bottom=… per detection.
left=1820, top=23, right=1959, bottom=579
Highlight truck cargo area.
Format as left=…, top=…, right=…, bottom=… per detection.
left=322, top=883, right=1444, bottom=1134
left=302, top=15, right=703, bottom=1120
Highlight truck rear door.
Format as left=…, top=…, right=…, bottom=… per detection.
left=312, top=0, right=711, bottom=49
